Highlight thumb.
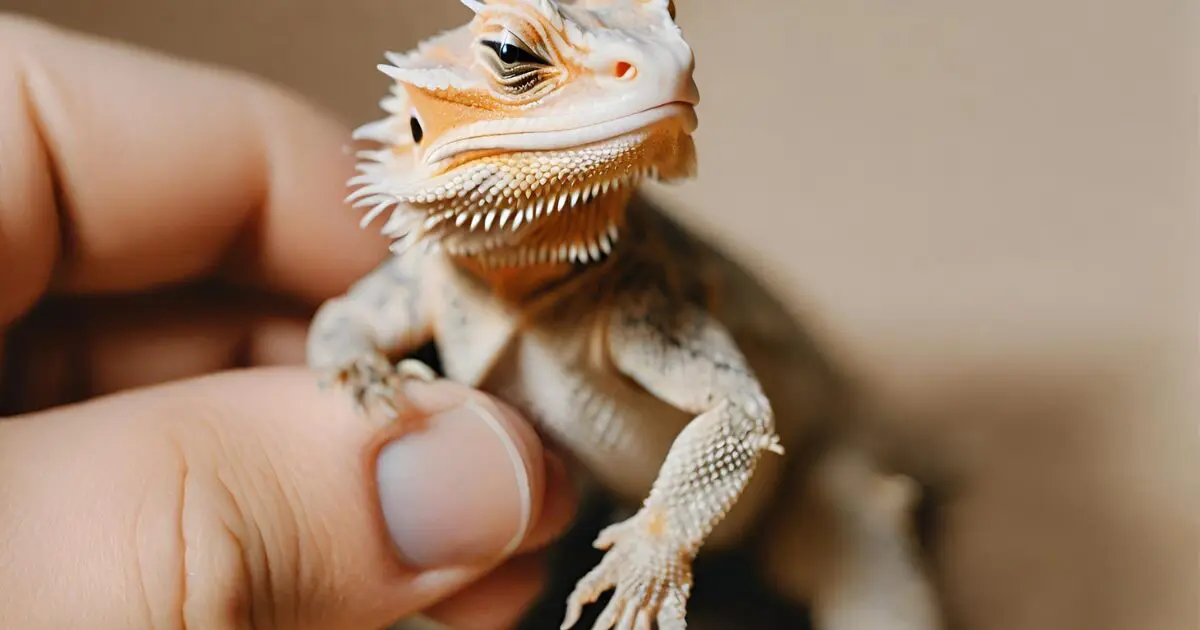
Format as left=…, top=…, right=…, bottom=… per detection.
left=0, top=367, right=574, bottom=630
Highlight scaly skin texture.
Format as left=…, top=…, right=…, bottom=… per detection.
left=307, top=1, right=944, bottom=628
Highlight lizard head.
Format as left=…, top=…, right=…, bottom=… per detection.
left=348, top=0, right=699, bottom=268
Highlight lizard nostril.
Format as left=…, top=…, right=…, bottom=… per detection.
left=614, top=61, right=636, bottom=80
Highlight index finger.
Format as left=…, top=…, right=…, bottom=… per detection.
left=0, top=16, right=388, bottom=325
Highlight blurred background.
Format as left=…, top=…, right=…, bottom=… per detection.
left=1, top=1, right=1194, bottom=629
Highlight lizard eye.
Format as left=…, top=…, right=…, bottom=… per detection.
left=479, top=30, right=554, bottom=96
left=409, top=115, right=423, bottom=144
left=482, top=31, right=548, bottom=67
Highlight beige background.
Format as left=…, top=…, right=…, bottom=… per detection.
left=2, top=1, right=1195, bottom=629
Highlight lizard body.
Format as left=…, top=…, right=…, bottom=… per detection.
left=307, top=1, right=943, bottom=628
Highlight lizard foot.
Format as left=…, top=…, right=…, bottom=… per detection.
left=321, top=354, right=437, bottom=424
left=562, top=508, right=694, bottom=630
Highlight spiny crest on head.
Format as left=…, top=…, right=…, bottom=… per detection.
left=461, top=0, right=565, bottom=27
left=465, top=0, right=675, bottom=17
left=575, top=0, right=676, bottom=17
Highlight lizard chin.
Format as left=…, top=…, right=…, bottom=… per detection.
left=352, top=114, right=696, bottom=269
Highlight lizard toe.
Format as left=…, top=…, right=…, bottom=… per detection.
left=324, top=353, right=437, bottom=427
left=396, top=358, right=438, bottom=382
left=562, top=557, right=617, bottom=629
left=565, top=509, right=696, bottom=630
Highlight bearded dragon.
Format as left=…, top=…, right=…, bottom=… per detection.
left=307, top=1, right=943, bottom=628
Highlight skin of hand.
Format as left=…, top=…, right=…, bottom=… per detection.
left=0, top=15, right=577, bottom=630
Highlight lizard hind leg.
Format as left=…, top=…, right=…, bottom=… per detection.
left=759, top=443, right=944, bottom=630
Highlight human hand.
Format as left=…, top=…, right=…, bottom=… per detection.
left=0, top=16, right=576, bottom=630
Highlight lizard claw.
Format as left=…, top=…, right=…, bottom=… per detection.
left=562, top=509, right=693, bottom=630
left=594, top=516, right=641, bottom=549
left=396, top=358, right=438, bottom=382
left=323, top=354, right=437, bottom=426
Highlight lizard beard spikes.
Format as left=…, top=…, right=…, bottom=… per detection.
left=348, top=128, right=695, bottom=269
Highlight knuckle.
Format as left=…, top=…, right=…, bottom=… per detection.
left=169, top=396, right=321, bottom=628
left=170, top=412, right=258, bottom=629
left=0, top=14, right=61, bottom=328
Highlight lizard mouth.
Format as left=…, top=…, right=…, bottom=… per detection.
left=422, top=102, right=698, bottom=165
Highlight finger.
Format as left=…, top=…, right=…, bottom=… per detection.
left=520, top=450, right=579, bottom=553
left=4, top=287, right=312, bottom=414
left=423, top=552, right=549, bottom=630
left=376, top=380, right=577, bottom=568
left=0, top=369, right=577, bottom=630
left=5, top=294, right=579, bottom=552
left=3, top=291, right=578, bottom=553
left=0, top=15, right=387, bottom=327
left=0, top=333, right=8, bottom=401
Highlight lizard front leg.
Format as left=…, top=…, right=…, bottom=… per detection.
left=306, top=251, right=435, bottom=425
left=562, top=295, right=784, bottom=630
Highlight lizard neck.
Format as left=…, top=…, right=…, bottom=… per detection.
left=450, top=256, right=580, bottom=303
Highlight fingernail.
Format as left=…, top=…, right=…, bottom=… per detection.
left=376, top=383, right=540, bottom=568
